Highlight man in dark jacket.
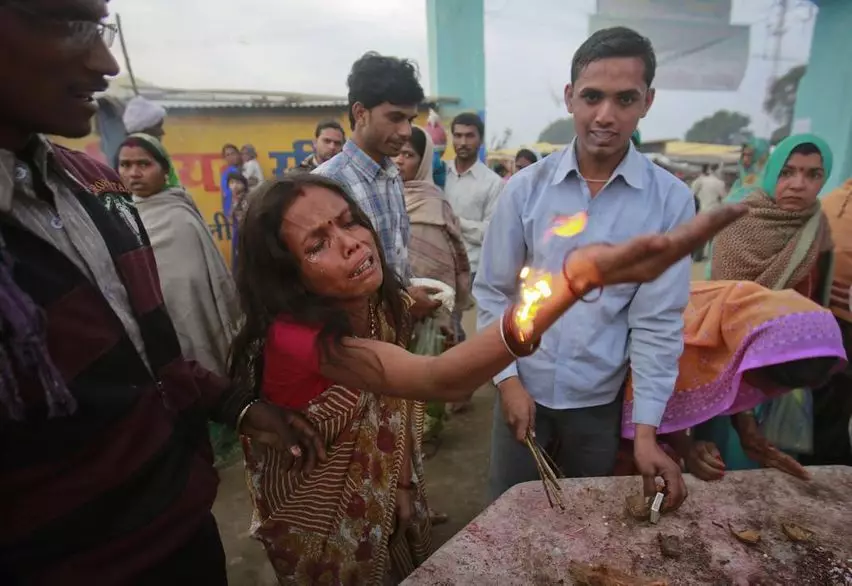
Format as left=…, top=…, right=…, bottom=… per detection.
left=0, top=2, right=325, bottom=584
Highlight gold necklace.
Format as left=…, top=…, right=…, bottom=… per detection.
left=368, top=302, right=379, bottom=340
left=579, top=174, right=609, bottom=183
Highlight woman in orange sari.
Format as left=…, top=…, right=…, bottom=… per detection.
left=617, top=280, right=846, bottom=479
left=228, top=174, right=742, bottom=584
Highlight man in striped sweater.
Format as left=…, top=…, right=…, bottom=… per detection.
left=0, top=2, right=325, bottom=584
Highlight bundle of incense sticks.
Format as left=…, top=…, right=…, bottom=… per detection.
left=524, top=431, right=565, bottom=510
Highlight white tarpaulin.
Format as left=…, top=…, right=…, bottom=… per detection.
left=588, top=15, right=750, bottom=91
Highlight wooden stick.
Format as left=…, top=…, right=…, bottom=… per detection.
left=528, top=442, right=558, bottom=488
left=524, top=435, right=565, bottom=509
left=525, top=441, right=553, bottom=506
left=115, top=14, right=139, bottom=96
left=525, top=434, right=562, bottom=488
left=536, top=438, right=565, bottom=480
left=525, top=437, right=550, bottom=480
left=539, top=471, right=555, bottom=509
left=532, top=438, right=565, bottom=507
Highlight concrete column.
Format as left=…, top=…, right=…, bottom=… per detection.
left=793, top=0, right=852, bottom=191
left=426, top=0, right=486, bottom=158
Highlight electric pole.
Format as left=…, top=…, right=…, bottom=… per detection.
left=769, top=0, right=790, bottom=82
left=763, top=0, right=790, bottom=136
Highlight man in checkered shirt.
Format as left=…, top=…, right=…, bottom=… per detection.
left=315, top=52, right=440, bottom=318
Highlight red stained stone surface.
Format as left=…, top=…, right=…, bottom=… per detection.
left=403, top=467, right=852, bottom=585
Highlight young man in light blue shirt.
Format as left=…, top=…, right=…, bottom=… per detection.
left=476, top=27, right=692, bottom=506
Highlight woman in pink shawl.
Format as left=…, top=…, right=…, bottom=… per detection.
left=394, top=126, right=471, bottom=335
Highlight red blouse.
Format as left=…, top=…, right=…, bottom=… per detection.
left=262, top=319, right=334, bottom=409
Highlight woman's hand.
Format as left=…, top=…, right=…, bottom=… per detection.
left=737, top=422, right=811, bottom=481
left=239, top=402, right=328, bottom=474
left=407, top=286, right=442, bottom=320
left=566, top=204, right=747, bottom=290
left=686, top=440, right=726, bottom=481
left=317, top=206, right=746, bottom=405
left=440, top=324, right=457, bottom=351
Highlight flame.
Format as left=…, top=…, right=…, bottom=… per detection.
left=514, top=267, right=553, bottom=343
left=550, top=211, right=589, bottom=238
left=510, top=214, right=586, bottom=342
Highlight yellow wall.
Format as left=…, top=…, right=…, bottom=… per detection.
left=55, top=107, right=430, bottom=265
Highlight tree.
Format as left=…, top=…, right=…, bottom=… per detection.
left=489, top=127, right=513, bottom=150
left=685, top=110, right=752, bottom=145
left=764, top=64, right=806, bottom=144
left=538, top=118, right=575, bottom=144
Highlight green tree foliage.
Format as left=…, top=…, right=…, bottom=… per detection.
left=489, top=127, right=513, bottom=150
left=538, top=117, right=576, bottom=144
left=764, top=65, right=807, bottom=144
left=685, top=110, right=752, bottom=145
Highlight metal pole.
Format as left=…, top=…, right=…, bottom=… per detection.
left=763, top=0, right=789, bottom=136
left=769, top=0, right=790, bottom=82
left=115, top=13, right=139, bottom=96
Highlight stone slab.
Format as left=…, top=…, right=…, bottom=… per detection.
left=404, top=467, right=852, bottom=585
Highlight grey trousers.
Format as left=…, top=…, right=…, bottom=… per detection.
left=488, top=393, right=623, bottom=503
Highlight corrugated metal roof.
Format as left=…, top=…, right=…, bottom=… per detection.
left=157, top=98, right=351, bottom=110
left=101, top=80, right=456, bottom=110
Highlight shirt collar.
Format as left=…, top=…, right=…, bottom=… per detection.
left=0, top=135, right=55, bottom=212
left=448, top=159, right=483, bottom=180
left=552, top=139, right=644, bottom=190
left=343, top=139, right=399, bottom=181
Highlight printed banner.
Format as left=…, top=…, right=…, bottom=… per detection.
left=589, top=15, right=750, bottom=91
left=596, top=0, right=732, bottom=23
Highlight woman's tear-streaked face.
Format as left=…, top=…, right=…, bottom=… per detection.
left=280, top=185, right=383, bottom=301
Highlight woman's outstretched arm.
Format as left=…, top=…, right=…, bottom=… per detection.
left=320, top=205, right=746, bottom=402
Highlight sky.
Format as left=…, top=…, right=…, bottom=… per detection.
left=109, top=0, right=818, bottom=147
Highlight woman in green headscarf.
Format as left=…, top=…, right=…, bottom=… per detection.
left=118, top=134, right=243, bottom=464
left=711, top=133, right=834, bottom=298
left=727, top=137, right=771, bottom=200
left=697, top=133, right=835, bottom=472
left=631, top=129, right=642, bottom=148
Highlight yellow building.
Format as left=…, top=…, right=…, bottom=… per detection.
left=55, top=85, right=450, bottom=264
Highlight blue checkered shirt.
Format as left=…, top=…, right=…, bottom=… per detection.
left=314, top=140, right=411, bottom=283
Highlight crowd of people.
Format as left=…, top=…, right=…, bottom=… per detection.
left=1, top=2, right=851, bottom=585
